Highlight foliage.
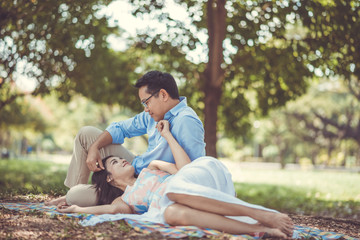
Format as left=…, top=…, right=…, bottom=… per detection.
left=0, top=0, right=138, bottom=109
left=286, top=80, right=360, bottom=164
left=298, top=0, right=360, bottom=81
left=0, top=89, right=149, bottom=156
left=39, top=93, right=149, bottom=152
left=254, top=78, right=360, bottom=167
left=0, top=95, right=47, bottom=154
left=41, top=94, right=109, bottom=151
left=126, top=0, right=360, bottom=157
left=0, top=95, right=46, bottom=132
left=127, top=1, right=311, bottom=140
left=2, top=0, right=360, bottom=157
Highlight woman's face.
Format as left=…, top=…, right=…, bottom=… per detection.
left=105, top=156, right=134, bottom=183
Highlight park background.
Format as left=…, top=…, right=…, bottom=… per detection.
left=1, top=0, right=359, bottom=229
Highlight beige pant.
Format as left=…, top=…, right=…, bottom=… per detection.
left=64, top=126, right=135, bottom=207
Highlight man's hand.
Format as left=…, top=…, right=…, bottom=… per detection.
left=86, top=146, right=104, bottom=172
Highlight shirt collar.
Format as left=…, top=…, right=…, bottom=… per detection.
left=164, top=96, right=187, bottom=120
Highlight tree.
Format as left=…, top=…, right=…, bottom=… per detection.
left=202, top=0, right=226, bottom=156
left=127, top=0, right=313, bottom=156
left=298, top=0, right=360, bottom=83
left=4, top=0, right=360, bottom=158
left=253, top=78, right=360, bottom=167
left=0, top=0, right=138, bottom=110
left=0, top=94, right=47, bottom=155
left=286, top=78, right=360, bottom=165
left=126, top=0, right=360, bottom=157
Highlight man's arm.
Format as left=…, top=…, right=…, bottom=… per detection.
left=105, top=112, right=149, bottom=144
left=173, top=115, right=206, bottom=161
left=86, top=131, right=113, bottom=172
left=88, top=112, right=150, bottom=172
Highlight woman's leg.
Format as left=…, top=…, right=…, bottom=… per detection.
left=164, top=203, right=288, bottom=238
left=167, top=193, right=293, bottom=236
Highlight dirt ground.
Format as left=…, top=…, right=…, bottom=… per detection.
left=1, top=196, right=359, bottom=240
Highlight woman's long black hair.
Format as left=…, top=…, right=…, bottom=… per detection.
left=91, top=155, right=124, bottom=205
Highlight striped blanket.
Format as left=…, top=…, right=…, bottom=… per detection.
left=0, top=202, right=357, bottom=239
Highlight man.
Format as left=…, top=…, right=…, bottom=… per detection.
left=49, top=70, right=206, bottom=207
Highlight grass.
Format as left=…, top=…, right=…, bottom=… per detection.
left=234, top=168, right=360, bottom=201
left=0, top=158, right=68, bottom=197
left=233, top=168, right=360, bottom=219
left=1, top=158, right=359, bottom=220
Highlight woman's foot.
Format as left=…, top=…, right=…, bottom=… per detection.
left=256, top=211, right=293, bottom=236
left=45, top=196, right=66, bottom=206
left=266, top=228, right=290, bottom=239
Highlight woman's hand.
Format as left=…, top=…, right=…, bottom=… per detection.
left=157, top=120, right=191, bottom=171
left=57, top=204, right=79, bottom=213
left=157, top=120, right=171, bottom=138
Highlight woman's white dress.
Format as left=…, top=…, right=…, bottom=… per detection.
left=81, top=156, right=276, bottom=226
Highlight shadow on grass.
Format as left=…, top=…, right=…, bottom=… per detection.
left=234, top=182, right=360, bottom=220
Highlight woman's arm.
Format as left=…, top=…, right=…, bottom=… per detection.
left=157, top=120, right=191, bottom=171
left=148, top=160, right=178, bottom=174
left=57, top=196, right=133, bottom=215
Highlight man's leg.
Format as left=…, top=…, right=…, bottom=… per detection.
left=63, top=126, right=135, bottom=207
left=64, top=126, right=135, bottom=187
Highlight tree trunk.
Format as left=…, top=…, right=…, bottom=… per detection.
left=310, top=150, right=318, bottom=166
left=203, top=0, right=226, bottom=157
left=204, top=85, right=222, bottom=157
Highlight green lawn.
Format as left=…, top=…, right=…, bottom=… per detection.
left=233, top=168, right=360, bottom=219
left=0, top=158, right=68, bottom=197
left=236, top=168, right=360, bottom=202
left=1, top=158, right=359, bottom=220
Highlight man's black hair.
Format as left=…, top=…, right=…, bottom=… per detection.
left=135, top=70, right=180, bottom=99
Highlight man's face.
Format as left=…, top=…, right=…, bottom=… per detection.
left=138, top=86, right=166, bottom=122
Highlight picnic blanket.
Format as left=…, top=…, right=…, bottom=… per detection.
left=1, top=202, right=358, bottom=239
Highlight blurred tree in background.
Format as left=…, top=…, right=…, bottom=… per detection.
left=246, top=78, right=360, bottom=168
left=127, top=0, right=360, bottom=157
left=0, top=95, right=46, bottom=156
left=0, top=0, right=144, bottom=156
left=1, top=0, right=359, bottom=164
left=0, top=0, right=140, bottom=109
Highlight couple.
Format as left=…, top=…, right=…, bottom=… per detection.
left=47, top=71, right=293, bottom=238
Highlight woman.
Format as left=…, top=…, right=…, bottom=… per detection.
left=58, top=120, right=293, bottom=238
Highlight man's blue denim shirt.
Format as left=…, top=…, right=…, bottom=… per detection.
left=106, top=97, right=206, bottom=175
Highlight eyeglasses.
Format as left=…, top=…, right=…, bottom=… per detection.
left=141, top=90, right=160, bottom=108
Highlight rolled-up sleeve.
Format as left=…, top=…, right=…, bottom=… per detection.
left=172, top=115, right=206, bottom=160
left=106, top=112, right=149, bottom=144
